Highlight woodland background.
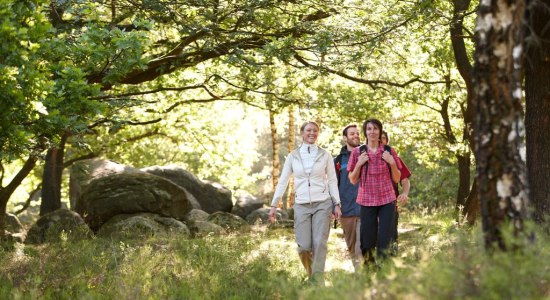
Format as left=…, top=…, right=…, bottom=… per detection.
left=1, top=0, right=549, bottom=298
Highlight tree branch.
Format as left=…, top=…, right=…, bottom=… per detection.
left=293, top=53, right=448, bottom=88
left=90, top=9, right=333, bottom=89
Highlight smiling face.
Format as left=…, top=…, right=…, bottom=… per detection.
left=344, top=126, right=360, bottom=148
left=300, top=122, right=319, bottom=144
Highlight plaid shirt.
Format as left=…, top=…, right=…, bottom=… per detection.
left=347, top=145, right=402, bottom=206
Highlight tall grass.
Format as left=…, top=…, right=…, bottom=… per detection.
left=1, top=209, right=549, bottom=299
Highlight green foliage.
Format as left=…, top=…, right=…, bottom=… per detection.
left=0, top=0, right=51, bottom=160
left=1, top=0, right=476, bottom=220
left=402, top=147, right=460, bottom=208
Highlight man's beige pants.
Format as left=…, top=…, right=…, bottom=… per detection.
left=339, top=216, right=363, bottom=271
left=293, top=200, right=332, bottom=278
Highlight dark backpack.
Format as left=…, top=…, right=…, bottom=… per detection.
left=359, top=144, right=399, bottom=197
left=334, top=144, right=363, bottom=188
left=334, top=150, right=346, bottom=188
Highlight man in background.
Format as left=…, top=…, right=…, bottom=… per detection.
left=334, top=124, right=363, bottom=270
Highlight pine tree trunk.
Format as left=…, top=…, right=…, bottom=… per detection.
left=269, top=110, right=281, bottom=207
left=525, top=0, right=550, bottom=225
left=286, top=105, right=296, bottom=209
left=473, top=0, right=530, bottom=250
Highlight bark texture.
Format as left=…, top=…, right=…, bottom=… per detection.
left=270, top=110, right=281, bottom=207
left=525, top=0, right=550, bottom=225
left=473, top=0, right=530, bottom=250
left=286, top=105, right=296, bottom=209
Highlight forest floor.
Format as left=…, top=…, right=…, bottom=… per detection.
left=2, top=208, right=549, bottom=299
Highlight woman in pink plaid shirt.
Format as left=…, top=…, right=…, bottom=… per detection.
left=347, top=118, right=401, bottom=267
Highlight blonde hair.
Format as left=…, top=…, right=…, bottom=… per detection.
left=300, top=121, right=320, bottom=133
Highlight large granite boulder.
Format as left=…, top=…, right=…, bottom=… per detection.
left=25, top=209, right=92, bottom=244
left=97, top=213, right=191, bottom=239
left=185, top=209, right=210, bottom=222
left=142, top=165, right=232, bottom=214
left=187, top=221, right=226, bottom=238
left=207, top=211, right=249, bottom=232
left=231, top=191, right=264, bottom=219
left=75, top=172, right=193, bottom=231
left=70, top=159, right=142, bottom=210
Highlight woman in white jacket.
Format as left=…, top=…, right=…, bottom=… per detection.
left=269, top=121, right=342, bottom=282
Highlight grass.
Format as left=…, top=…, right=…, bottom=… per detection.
left=1, top=208, right=550, bottom=299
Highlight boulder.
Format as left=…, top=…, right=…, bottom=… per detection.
left=185, top=209, right=210, bottom=222
left=75, top=172, right=193, bottom=231
left=187, top=221, right=226, bottom=237
left=5, top=213, right=24, bottom=234
left=246, top=208, right=288, bottom=225
left=142, top=165, right=232, bottom=213
left=97, top=213, right=191, bottom=239
left=231, top=190, right=264, bottom=219
left=25, top=209, right=92, bottom=244
left=207, top=211, right=249, bottom=232
left=70, top=159, right=142, bottom=209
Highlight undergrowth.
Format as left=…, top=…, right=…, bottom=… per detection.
left=1, top=209, right=549, bottom=299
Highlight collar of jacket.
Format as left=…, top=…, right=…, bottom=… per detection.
left=291, top=147, right=325, bottom=161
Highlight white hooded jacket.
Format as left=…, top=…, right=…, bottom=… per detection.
left=271, top=144, right=341, bottom=207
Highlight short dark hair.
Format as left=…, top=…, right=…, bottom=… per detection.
left=342, top=124, right=358, bottom=137
left=381, top=130, right=389, bottom=140
left=362, top=118, right=383, bottom=138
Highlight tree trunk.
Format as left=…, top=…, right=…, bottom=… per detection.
left=456, top=153, right=471, bottom=213
left=0, top=156, right=37, bottom=236
left=463, top=178, right=480, bottom=226
left=473, top=0, right=530, bottom=251
left=451, top=0, right=476, bottom=221
left=525, top=0, right=550, bottom=225
left=40, top=133, right=68, bottom=215
left=440, top=75, right=472, bottom=220
left=269, top=110, right=281, bottom=207
left=286, top=105, right=296, bottom=209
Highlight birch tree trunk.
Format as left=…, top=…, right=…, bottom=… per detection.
left=473, top=0, right=530, bottom=250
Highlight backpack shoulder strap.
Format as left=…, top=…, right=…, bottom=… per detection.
left=383, top=145, right=399, bottom=195
left=359, top=145, right=368, bottom=174
left=334, top=154, right=343, bottom=187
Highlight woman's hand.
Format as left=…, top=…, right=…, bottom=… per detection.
left=382, top=150, right=396, bottom=165
left=333, top=204, right=342, bottom=220
left=357, top=151, right=369, bottom=166
left=268, top=206, right=278, bottom=223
